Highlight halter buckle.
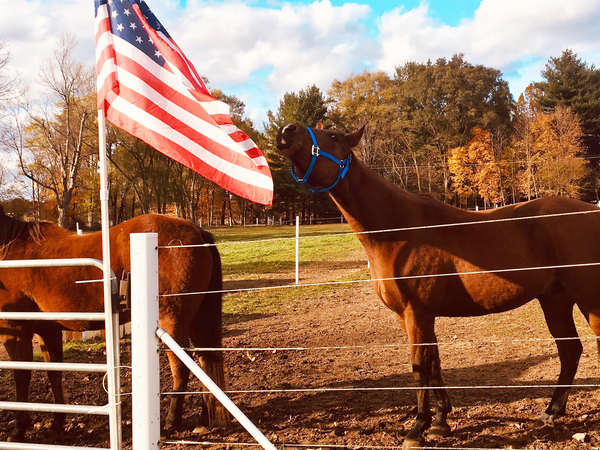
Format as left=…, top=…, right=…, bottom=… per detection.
left=311, top=145, right=320, bottom=156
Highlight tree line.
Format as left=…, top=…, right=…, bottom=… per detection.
left=1, top=34, right=599, bottom=229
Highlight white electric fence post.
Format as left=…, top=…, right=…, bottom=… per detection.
left=131, top=233, right=160, bottom=450
left=295, top=215, right=300, bottom=285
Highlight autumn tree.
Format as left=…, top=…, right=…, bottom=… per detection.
left=531, top=106, right=587, bottom=197
left=10, top=33, right=96, bottom=227
left=0, top=40, right=21, bottom=115
left=509, top=87, right=539, bottom=200
left=392, top=54, right=514, bottom=199
left=449, top=128, right=505, bottom=207
left=0, top=41, right=22, bottom=203
left=326, top=71, right=429, bottom=193
left=447, top=145, right=474, bottom=206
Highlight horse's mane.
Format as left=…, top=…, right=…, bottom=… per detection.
left=0, top=206, right=43, bottom=258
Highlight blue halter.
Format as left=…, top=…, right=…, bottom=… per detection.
left=290, top=127, right=353, bottom=193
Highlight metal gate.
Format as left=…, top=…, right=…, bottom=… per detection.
left=0, top=258, right=121, bottom=450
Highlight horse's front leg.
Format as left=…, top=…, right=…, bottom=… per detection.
left=159, top=316, right=192, bottom=436
left=428, top=345, right=452, bottom=438
left=1, top=325, right=34, bottom=442
left=403, top=314, right=438, bottom=448
left=36, top=327, right=66, bottom=433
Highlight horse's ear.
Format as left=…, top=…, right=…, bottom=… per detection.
left=316, top=120, right=324, bottom=130
left=346, top=126, right=365, bottom=148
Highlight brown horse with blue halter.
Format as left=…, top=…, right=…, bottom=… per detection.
left=277, top=122, right=600, bottom=448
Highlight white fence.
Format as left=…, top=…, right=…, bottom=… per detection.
left=0, top=259, right=121, bottom=450
left=129, top=233, right=277, bottom=450
left=0, top=239, right=277, bottom=450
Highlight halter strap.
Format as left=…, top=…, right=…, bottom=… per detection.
left=290, top=127, right=352, bottom=193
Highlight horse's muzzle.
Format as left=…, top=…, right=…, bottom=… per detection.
left=276, top=124, right=297, bottom=152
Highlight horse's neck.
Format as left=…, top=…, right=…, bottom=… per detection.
left=330, top=159, right=423, bottom=235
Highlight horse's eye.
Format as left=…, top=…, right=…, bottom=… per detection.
left=331, top=134, right=338, bottom=141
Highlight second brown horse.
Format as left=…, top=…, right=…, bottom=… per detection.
left=0, top=209, right=229, bottom=441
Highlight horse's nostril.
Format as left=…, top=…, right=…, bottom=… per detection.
left=284, top=124, right=297, bottom=133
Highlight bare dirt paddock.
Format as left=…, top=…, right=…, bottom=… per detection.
left=1, top=274, right=600, bottom=449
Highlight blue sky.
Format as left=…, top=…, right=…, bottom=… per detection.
left=1, top=0, right=600, bottom=129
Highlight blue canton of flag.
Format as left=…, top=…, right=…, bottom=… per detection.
left=96, top=0, right=165, bottom=65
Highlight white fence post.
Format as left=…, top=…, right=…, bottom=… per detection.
left=295, top=216, right=300, bottom=285
left=131, top=233, right=160, bottom=450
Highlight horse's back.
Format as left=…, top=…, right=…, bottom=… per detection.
left=111, top=214, right=214, bottom=293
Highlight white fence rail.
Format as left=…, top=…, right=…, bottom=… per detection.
left=130, top=233, right=277, bottom=450
left=0, top=258, right=121, bottom=450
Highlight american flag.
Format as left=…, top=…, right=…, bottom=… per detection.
left=95, top=0, right=273, bottom=206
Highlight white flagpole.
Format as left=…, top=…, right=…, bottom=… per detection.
left=98, top=106, right=122, bottom=449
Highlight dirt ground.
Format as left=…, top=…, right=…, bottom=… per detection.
left=2, top=264, right=600, bottom=449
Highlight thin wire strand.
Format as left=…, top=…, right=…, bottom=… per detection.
left=158, top=209, right=600, bottom=249
left=162, top=383, right=600, bottom=396
left=176, top=335, right=599, bottom=353
left=159, top=260, right=600, bottom=297
left=162, top=439, right=527, bottom=450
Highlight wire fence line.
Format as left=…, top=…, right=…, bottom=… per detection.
left=161, top=338, right=600, bottom=396
left=158, top=260, right=600, bottom=298
left=178, top=335, right=599, bottom=353
left=158, top=208, right=600, bottom=249
left=162, top=439, right=527, bottom=450
left=154, top=207, right=600, bottom=450
left=163, top=382, right=600, bottom=396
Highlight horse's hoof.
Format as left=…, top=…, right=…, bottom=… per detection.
left=428, top=423, right=451, bottom=438
left=7, top=429, right=25, bottom=442
left=49, top=422, right=64, bottom=434
left=535, top=412, right=556, bottom=427
left=402, top=438, right=423, bottom=449
left=161, top=426, right=175, bottom=438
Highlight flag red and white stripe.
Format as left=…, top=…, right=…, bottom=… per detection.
left=95, top=0, right=273, bottom=205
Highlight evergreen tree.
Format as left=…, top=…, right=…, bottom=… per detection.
left=533, top=49, right=600, bottom=154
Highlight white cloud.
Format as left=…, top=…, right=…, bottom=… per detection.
left=1, top=0, right=376, bottom=124
left=170, top=0, right=377, bottom=94
left=377, top=0, right=600, bottom=96
left=0, top=0, right=95, bottom=85
left=3, top=0, right=600, bottom=125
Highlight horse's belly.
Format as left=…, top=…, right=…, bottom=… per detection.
left=439, top=272, right=543, bottom=316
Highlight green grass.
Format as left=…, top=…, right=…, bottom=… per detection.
left=212, top=223, right=364, bottom=279
left=223, top=267, right=371, bottom=316
left=29, top=339, right=109, bottom=362
left=208, top=224, right=369, bottom=316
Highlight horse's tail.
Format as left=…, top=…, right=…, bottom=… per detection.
left=192, top=229, right=230, bottom=429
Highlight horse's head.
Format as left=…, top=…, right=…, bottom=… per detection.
left=276, top=122, right=365, bottom=193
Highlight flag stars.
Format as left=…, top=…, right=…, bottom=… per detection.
left=116, top=23, right=124, bottom=32
left=136, top=36, right=143, bottom=44
left=154, top=50, right=162, bottom=59
left=124, top=9, right=131, bottom=16
left=111, top=10, right=118, bottom=18
left=129, top=22, right=137, bottom=30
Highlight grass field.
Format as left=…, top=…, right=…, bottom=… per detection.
left=207, top=223, right=369, bottom=315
